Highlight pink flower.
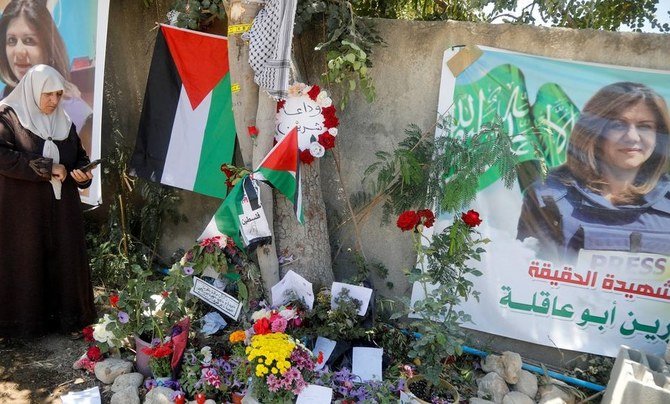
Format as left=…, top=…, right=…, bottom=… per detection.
left=271, top=317, right=288, bottom=333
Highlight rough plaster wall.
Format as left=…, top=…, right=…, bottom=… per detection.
left=317, top=19, right=670, bottom=366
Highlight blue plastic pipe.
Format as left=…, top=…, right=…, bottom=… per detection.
left=461, top=345, right=605, bottom=392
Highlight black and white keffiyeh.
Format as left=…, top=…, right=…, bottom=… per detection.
left=247, top=0, right=297, bottom=99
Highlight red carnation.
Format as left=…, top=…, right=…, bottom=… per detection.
left=161, top=290, right=169, bottom=298
left=307, top=85, right=321, bottom=100
left=417, top=209, right=435, bottom=228
left=319, top=132, right=336, bottom=150
left=109, top=294, right=119, bottom=308
left=82, top=326, right=94, bottom=343
left=87, top=345, right=102, bottom=362
left=276, top=99, right=285, bottom=112
left=247, top=125, right=259, bottom=137
left=396, top=210, right=420, bottom=232
left=461, top=209, right=482, bottom=227
left=153, top=343, right=173, bottom=358
left=300, top=149, right=315, bottom=164
left=253, top=317, right=271, bottom=335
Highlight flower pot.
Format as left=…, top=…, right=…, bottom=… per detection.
left=405, top=375, right=459, bottom=403
left=134, top=335, right=153, bottom=377
left=231, top=392, right=244, bottom=404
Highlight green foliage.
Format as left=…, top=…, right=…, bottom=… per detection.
left=481, top=0, right=670, bottom=32
left=353, top=0, right=670, bottom=32
left=296, top=0, right=383, bottom=109
left=405, top=218, right=488, bottom=385
left=86, top=132, right=185, bottom=290
left=354, top=0, right=484, bottom=21
left=168, top=0, right=227, bottom=30
left=302, top=288, right=369, bottom=341
left=364, top=118, right=516, bottom=217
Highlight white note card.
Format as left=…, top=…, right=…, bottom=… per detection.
left=271, top=270, right=314, bottom=309
left=60, top=387, right=101, bottom=404
left=296, top=384, right=333, bottom=404
left=330, top=282, right=373, bottom=316
left=352, top=347, right=383, bottom=381
left=313, top=336, right=337, bottom=371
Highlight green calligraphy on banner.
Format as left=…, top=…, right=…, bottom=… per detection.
left=453, top=64, right=538, bottom=189
left=532, top=83, right=580, bottom=168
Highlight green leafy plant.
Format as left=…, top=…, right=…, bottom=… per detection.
left=301, top=288, right=368, bottom=341
left=396, top=215, right=487, bottom=385
left=168, top=0, right=227, bottom=30
left=86, top=131, right=185, bottom=290
left=296, top=0, right=384, bottom=109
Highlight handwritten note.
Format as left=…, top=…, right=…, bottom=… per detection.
left=352, top=347, right=383, bottom=381
left=190, top=277, right=242, bottom=320
left=331, top=282, right=373, bottom=316
left=271, top=270, right=314, bottom=309
left=312, top=336, right=337, bottom=371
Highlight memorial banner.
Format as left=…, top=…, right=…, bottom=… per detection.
left=419, top=46, right=670, bottom=357
left=0, top=0, right=110, bottom=205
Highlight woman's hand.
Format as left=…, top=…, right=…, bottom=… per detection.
left=51, top=163, right=67, bottom=181
left=70, top=168, right=93, bottom=184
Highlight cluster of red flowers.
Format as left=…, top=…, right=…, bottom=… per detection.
left=74, top=325, right=103, bottom=372
left=142, top=340, right=174, bottom=359
left=396, top=209, right=483, bottom=231
left=396, top=209, right=435, bottom=232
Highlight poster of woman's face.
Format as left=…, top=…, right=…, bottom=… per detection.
left=0, top=0, right=108, bottom=205
left=423, top=46, right=670, bottom=358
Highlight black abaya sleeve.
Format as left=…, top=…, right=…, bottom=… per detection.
left=0, top=115, right=53, bottom=182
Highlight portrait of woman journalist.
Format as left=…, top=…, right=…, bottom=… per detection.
left=0, top=64, right=95, bottom=337
left=0, top=0, right=92, bottom=149
left=517, top=82, right=670, bottom=263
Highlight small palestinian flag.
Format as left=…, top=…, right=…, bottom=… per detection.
left=130, top=24, right=236, bottom=199
left=199, top=127, right=303, bottom=248
left=253, top=126, right=303, bottom=223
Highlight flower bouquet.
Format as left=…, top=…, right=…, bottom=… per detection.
left=142, top=339, right=174, bottom=379
left=229, top=307, right=319, bottom=402
left=179, top=345, right=246, bottom=402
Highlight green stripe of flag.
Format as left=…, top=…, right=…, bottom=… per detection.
left=193, top=73, right=236, bottom=197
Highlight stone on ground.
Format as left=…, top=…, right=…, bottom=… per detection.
left=501, top=351, right=523, bottom=384
left=511, top=369, right=538, bottom=398
left=502, top=391, right=534, bottom=404
left=477, top=372, right=510, bottom=403
left=94, top=358, right=133, bottom=384
left=111, top=372, right=144, bottom=393
left=111, top=386, right=140, bottom=404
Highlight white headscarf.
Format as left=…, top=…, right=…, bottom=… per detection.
left=0, top=65, right=72, bottom=199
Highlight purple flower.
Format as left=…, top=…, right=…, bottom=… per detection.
left=183, top=266, right=194, bottom=275
left=117, top=311, right=129, bottom=324
left=144, top=378, right=157, bottom=390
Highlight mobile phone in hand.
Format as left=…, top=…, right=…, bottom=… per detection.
left=80, top=159, right=102, bottom=173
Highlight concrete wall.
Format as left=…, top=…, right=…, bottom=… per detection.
left=101, top=9, right=670, bottom=367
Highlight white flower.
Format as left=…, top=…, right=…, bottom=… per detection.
left=200, top=346, right=212, bottom=365
left=328, top=127, right=338, bottom=136
left=309, top=142, right=325, bottom=158
left=251, top=308, right=271, bottom=321
left=288, top=83, right=307, bottom=97
left=279, top=307, right=297, bottom=320
left=93, top=314, right=117, bottom=347
left=316, top=91, right=332, bottom=107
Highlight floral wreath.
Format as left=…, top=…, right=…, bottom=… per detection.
left=275, top=83, right=339, bottom=164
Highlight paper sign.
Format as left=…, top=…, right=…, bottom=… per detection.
left=60, top=387, right=101, bottom=404
left=271, top=270, right=314, bottom=309
left=352, top=347, right=383, bottom=381
left=399, top=390, right=413, bottom=404
left=239, top=178, right=272, bottom=247
left=296, top=384, right=333, bottom=404
left=190, top=277, right=242, bottom=320
left=312, top=336, right=337, bottom=371
left=330, top=282, right=373, bottom=316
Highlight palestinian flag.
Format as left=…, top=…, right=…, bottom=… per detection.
left=253, top=126, right=303, bottom=223
left=130, top=24, right=236, bottom=199
left=199, top=127, right=303, bottom=248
